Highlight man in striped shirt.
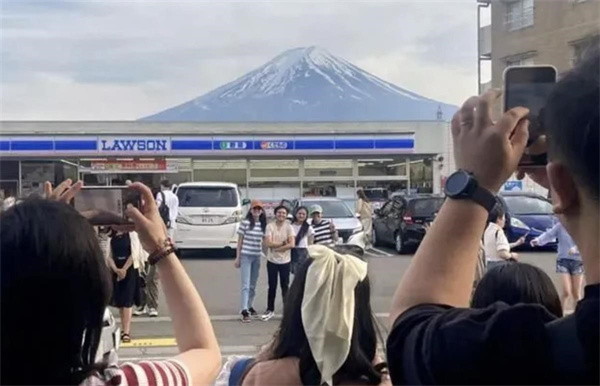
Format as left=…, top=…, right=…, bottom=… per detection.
left=309, top=205, right=338, bottom=247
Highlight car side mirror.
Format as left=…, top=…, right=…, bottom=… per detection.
left=242, top=198, right=251, bottom=206
left=355, top=213, right=361, bottom=219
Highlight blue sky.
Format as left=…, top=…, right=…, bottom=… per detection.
left=1, top=0, right=491, bottom=120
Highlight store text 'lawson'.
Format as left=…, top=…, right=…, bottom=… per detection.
left=100, top=138, right=169, bottom=152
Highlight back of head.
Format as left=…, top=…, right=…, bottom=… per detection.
left=160, top=179, right=171, bottom=190
left=488, top=200, right=505, bottom=224
left=267, top=258, right=383, bottom=385
left=471, top=261, right=562, bottom=318
left=544, top=48, right=599, bottom=201
left=1, top=200, right=112, bottom=384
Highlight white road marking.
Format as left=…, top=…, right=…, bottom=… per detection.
left=368, top=247, right=393, bottom=257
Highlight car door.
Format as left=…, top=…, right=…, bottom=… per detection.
left=386, top=198, right=405, bottom=238
left=374, top=200, right=392, bottom=242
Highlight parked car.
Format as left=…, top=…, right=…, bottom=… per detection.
left=174, top=182, right=247, bottom=253
left=372, top=194, right=444, bottom=254
left=282, top=197, right=365, bottom=245
left=362, top=187, right=389, bottom=210
left=96, top=308, right=120, bottom=363
left=497, top=191, right=557, bottom=248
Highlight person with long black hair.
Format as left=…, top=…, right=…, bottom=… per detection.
left=1, top=179, right=221, bottom=385
left=238, top=245, right=390, bottom=385
left=235, top=200, right=267, bottom=323
left=290, top=206, right=313, bottom=274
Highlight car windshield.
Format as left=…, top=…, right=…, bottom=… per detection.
left=408, top=198, right=444, bottom=216
left=303, top=200, right=354, bottom=218
left=177, top=187, right=238, bottom=207
left=504, top=196, right=553, bottom=215
left=364, top=190, right=388, bottom=201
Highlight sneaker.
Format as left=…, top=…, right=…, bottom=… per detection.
left=261, top=310, right=274, bottom=321
left=133, top=306, right=147, bottom=316
left=240, top=310, right=251, bottom=323
left=148, top=308, right=159, bottom=317
left=248, top=307, right=259, bottom=319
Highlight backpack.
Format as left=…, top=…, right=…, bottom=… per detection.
left=158, top=191, right=171, bottom=227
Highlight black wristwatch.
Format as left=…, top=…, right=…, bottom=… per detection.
left=444, top=170, right=497, bottom=213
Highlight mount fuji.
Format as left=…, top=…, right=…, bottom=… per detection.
left=141, top=46, right=457, bottom=122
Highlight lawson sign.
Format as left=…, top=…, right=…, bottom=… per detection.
left=99, top=137, right=170, bottom=152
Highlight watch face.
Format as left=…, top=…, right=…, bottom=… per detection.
left=446, top=171, right=469, bottom=196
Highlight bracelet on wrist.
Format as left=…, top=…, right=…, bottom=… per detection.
left=148, top=239, right=176, bottom=266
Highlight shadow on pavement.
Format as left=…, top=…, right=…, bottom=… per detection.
left=178, top=249, right=236, bottom=260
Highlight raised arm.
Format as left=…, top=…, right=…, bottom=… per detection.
left=532, top=223, right=559, bottom=247
left=389, top=90, right=530, bottom=324
left=126, top=183, right=221, bottom=385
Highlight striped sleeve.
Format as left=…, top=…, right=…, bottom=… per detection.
left=119, top=360, right=191, bottom=386
left=237, top=220, right=248, bottom=236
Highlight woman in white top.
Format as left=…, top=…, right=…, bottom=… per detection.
left=483, top=205, right=525, bottom=271
left=356, top=190, right=374, bottom=247
left=290, top=206, right=314, bottom=274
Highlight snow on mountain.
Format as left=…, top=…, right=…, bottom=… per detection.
left=141, top=46, right=457, bottom=122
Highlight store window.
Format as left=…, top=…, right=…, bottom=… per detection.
left=193, top=159, right=247, bottom=186
left=304, top=159, right=353, bottom=178
left=505, top=0, right=534, bottom=31
left=250, top=159, right=299, bottom=179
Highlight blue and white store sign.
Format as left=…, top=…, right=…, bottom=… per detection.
left=99, top=137, right=170, bottom=152
left=0, top=134, right=415, bottom=157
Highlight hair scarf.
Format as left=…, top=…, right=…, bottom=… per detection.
left=301, top=245, right=368, bottom=386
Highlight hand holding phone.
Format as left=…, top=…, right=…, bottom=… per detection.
left=73, top=186, right=142, bottom=226
left=503, top=65, right=557, bottom=166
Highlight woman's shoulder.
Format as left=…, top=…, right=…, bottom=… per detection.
left=242, top=358, right=301, bottom=385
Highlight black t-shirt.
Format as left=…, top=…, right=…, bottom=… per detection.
left=386, top=284, right=599, bottom=385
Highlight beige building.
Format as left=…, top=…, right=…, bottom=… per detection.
left=484, top=0, right=599, bottom=90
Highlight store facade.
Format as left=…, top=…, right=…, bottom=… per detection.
left=0, top=121, right=452, bottom=202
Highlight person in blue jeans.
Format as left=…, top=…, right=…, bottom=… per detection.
left=531, top=222, right=584, bottom=312
left=235, top=200, right=267, bottom=323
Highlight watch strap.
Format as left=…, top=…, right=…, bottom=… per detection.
left=471, top=186, right=497, bottom=213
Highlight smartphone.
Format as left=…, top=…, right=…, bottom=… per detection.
left=503, top=65, right=557, bottom=166
left=73, top=186, right=141, bottom=226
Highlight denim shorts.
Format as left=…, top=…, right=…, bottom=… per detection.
left=556, top=258, right=584, bottom=275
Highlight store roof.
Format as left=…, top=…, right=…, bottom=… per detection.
left=0, top=120, right=445, bottom=136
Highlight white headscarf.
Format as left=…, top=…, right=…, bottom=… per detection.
left=301, top=245, right=368, bottom=386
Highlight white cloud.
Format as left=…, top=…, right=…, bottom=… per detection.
left=1, top=0, right=480, bottom=120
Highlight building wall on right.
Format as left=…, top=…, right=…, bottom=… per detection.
left=491, top=0, right=599, bottom=90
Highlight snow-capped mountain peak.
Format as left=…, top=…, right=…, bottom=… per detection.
left=142, top=46, right=457, bottom=122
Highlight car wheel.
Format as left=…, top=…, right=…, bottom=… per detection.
left=395, top=232, right=406, bottom=254
left=371, top=228, right=380, bottom=247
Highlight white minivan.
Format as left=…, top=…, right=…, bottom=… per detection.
left=174, top=182, right=247, bottom=253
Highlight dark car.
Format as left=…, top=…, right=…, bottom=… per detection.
left=372, top=194, right=444, bottom=254
left=498, top=191, right=558, bottom=248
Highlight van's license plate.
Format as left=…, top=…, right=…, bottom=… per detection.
left=199, top=216, right=217, bottom=224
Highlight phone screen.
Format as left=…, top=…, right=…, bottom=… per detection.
left=504, top=66, right=556, bottom=166
left=73, top=187, right=141, bottom=225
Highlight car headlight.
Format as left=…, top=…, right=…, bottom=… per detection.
left=351, top=225, right=364, bottom=235
left=510, top=217, right=530, bottom=230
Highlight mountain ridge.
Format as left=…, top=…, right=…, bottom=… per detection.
left=141, top=46, right=457, bottom=122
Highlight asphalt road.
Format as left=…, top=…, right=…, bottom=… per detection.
left=116, top=246, right=559, bottom=361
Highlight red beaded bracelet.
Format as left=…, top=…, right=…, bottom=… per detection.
left=148, top=240, right=176, bottom=266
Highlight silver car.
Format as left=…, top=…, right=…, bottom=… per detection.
left=283, top=197, right=366, bottom=246
left=95, top=308, right=120, bottom=363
